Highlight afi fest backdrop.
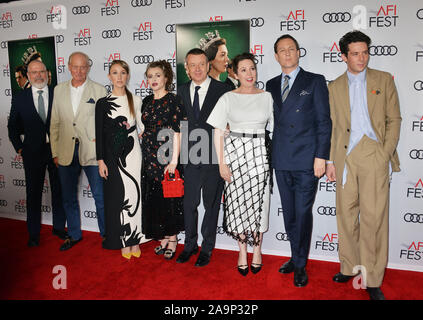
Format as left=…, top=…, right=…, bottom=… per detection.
left=0, top=0, right=422, bottom=272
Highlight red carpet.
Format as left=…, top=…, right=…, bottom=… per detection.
left=0, top=217, right=422, bottom=300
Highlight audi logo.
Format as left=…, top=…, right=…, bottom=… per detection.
left=21, top=12, right=37, bottom=22
left=299, top=47, right=307, bottom=58
left=102, top=29, right=121, bottom=39
left=84, top=210, right=97, bottom=218
left=317, top=206, right=336, bottom=216
left=12, top=179, right=26, bottom=187
left=133, top=55, right=154, bottom=64
left=41, top=205, right=51, bottom=213
left=0, top=199, right=7, bottom=206
left=322, top=12, right=351, bottom=23
left=414, top=80, right=423, bottom=91
left=72, top=5, right=90, bottom=15
left=131, top=0, right=152, bottom=7
left=368, top=45, right=398, bottom=56
left=5, top=88, right=11, bottom=96
left=250, top=17, right=264, bottom=27
left=404, top=213, right=423, bottom=223
left=165, top=24, right=176, bottom=33
left=417, top=9, right=423, bottom=20
left=275, top=232, right=289, bottom=241
left=409, top=149, right=423, bottom=160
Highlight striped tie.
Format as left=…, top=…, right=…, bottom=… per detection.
left=281, top=75, right=290, bottom=103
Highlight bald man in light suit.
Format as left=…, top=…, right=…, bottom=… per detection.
left=50, top=52, right=107, bottom=251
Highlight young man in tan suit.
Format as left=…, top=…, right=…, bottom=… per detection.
left=326, top=31, right=401, bottom=300
left=50, top=52, right=107, bottom=251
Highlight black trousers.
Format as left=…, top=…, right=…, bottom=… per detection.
left=23, top=154, right=66, bottom=239
left=275, top=169, right=318, bottom=268
left=182, top=164, right=224, bottom=255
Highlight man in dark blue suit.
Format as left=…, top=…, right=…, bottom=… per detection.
left=266, top=35, right=331, bottom=287
left=8, top=60, right=67, bottom=247
left=176, top=48, right=230, bottom=267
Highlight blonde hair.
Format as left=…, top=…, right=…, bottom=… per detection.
left=109, top=60, right=134, bottom=118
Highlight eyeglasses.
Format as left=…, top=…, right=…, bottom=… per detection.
left=28, top=70, right=47, bottom=75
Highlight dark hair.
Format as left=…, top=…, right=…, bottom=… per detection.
left=109, top=60, right=134, bottom=117
left=15, top=65, right=27, bottom=77
left=274, top=34, right=300, bottom=53
left=145, top=59, right=174, bottom=91
left=232, top=52, right=256, bottom=75
left=185, top=48, right=208, bottom=61
left=204, top=38, right=227, bottom=61
left=339, top=30, right=371, bottom=56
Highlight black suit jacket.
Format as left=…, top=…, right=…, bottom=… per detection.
left=177, top=78, right=230, bottom=166
left=8, top=86, right=54, bottom=166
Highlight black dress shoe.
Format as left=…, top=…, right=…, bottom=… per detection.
left=52, top=228, right=68, bottom=240
left=279, top=259, right=295, bottom=274
left=176, top=247, right=198, bottom=263
left=333, top=272, right=356, bottom=283
left=366, top=287, right=385, bottom=300
left=27, top=237, right=39, bottom=247
left=60, top=237, right=82, bottom=251
left=294, top=267, right=308, bottom=287
left=195, top=251, right=211, bottom=267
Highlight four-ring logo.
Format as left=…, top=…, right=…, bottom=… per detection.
left=317, top=206, right=336, bottom=216
left=133, top=55, right=154, bottom=64
left=369, top=45, right=398, bottom=56
left=275, top=232, right=289, bottom=241
left=409, top=149, right=423, bottom=159
left=12, top=179, right=26, bottom=187
left=250, top=17, right=264, bottom=27
left=404, top=213, right=423, bottom=223
left=322, top=12, right=351, bottom=23
left=0, top=199, right=7, bottom=206
left=165, top=24, right=175, bottom=33
left=417, top=9, right=423, bottom=19
left=84, top=210, right=97, bottom=218
left=21, top=12, right=37, bottom=22
left=102, top=29, right=121, bottom=39
left=414, top=80, right=423, bottom=91
left=131, top=0, right=153, bottom=7
left=72, top=5, right=90, bottom=15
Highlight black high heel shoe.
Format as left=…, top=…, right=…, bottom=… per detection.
left=164, top=240, right=177, bottom=260
left=250, top=263, right=263, bottom=274
left=237, top=265, right=249, bottom=276
left=154, top=239, right=169, bottom=255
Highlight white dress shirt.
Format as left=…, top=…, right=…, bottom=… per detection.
left=31, top=85, right=49, bottom=142
left=70, top=80, right=87, bottom=116
left=190, top=76, right=211, bottom=110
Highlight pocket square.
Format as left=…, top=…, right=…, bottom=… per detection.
left=299, top=90, right=310, bottom=96
left=87, top=98, right=95, bottom=104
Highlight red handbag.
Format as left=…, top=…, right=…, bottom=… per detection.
left=162, top=169, right=184, bottom=198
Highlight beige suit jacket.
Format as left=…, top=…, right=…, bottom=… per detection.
left=50, top=78, right=107, bottom=166
left=328, top=68, right=401, bottom=175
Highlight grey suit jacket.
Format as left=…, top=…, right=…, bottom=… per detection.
left=50, top=78, right=107, bottom=166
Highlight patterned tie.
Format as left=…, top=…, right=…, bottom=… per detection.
left=37, top=90, right=46, bottom=123
left=193, top=85, right=201, bottom=120
left=281, top=75, right=290, bottom=103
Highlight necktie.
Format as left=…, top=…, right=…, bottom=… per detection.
left=193, top=86, right=201, bottom=120
left=37, top=90, right=46, bottom=123
left=281, top=75, right=290, bottom=103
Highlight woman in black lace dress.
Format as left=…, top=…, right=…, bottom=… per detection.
left=141, top=60, right=186, bottom=260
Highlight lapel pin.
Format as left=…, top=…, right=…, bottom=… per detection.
left=299, top=90, right=310, bottom=96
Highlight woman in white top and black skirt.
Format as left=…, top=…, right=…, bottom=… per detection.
left=207, top=53, right=273, bottom=276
